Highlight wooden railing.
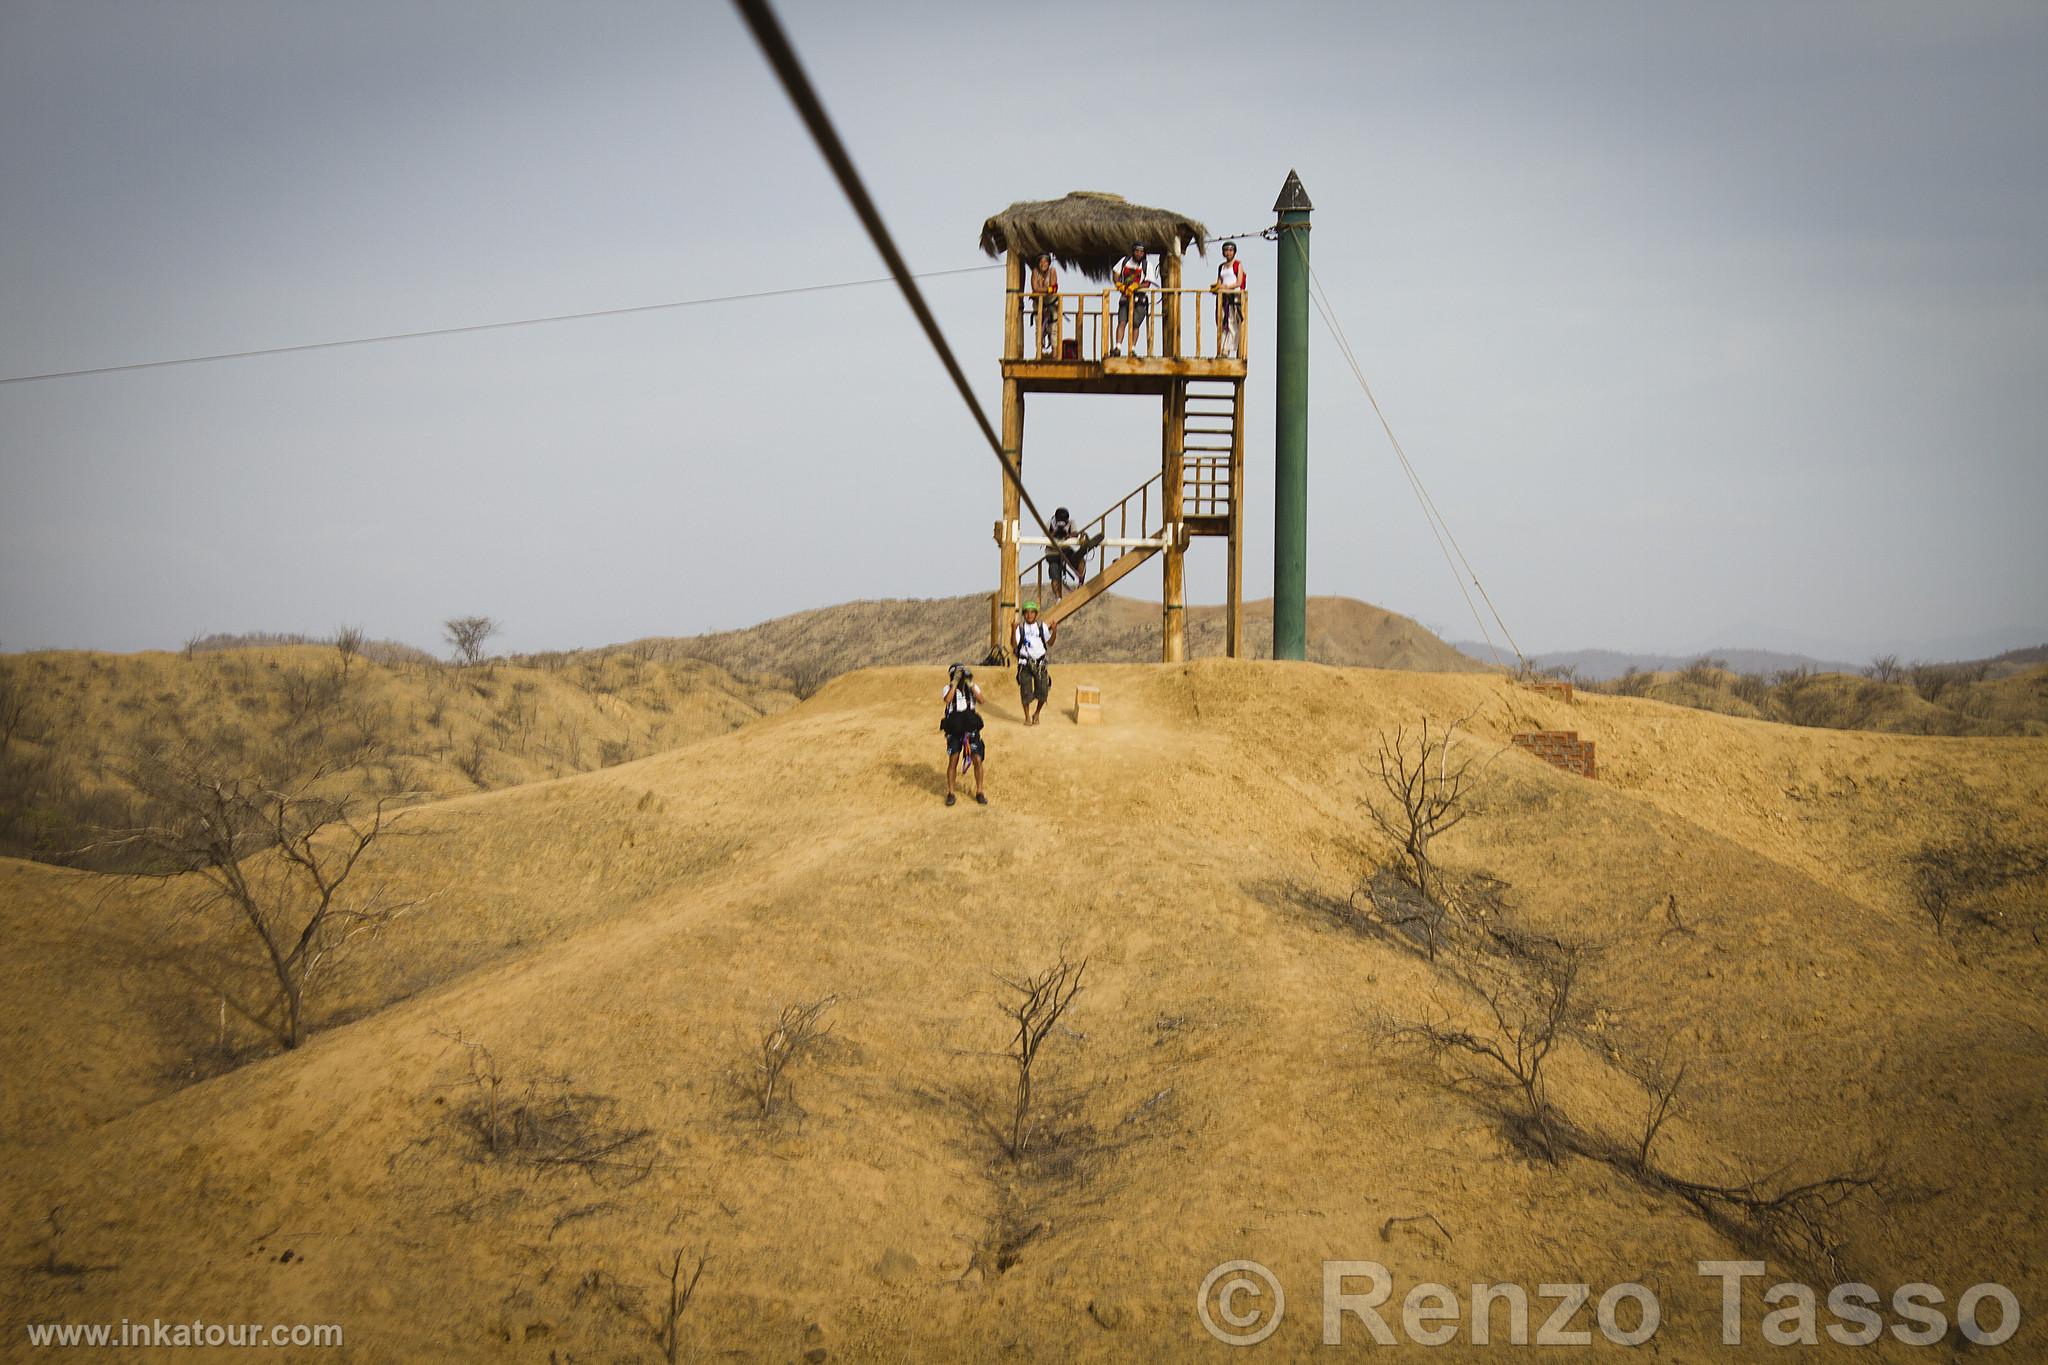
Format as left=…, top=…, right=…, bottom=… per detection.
left=1014, top=287, right=1249, bottom=364
left=1183, top=455, right=1233, bottom=516
left=1021, top=471, right=1164, bottom=603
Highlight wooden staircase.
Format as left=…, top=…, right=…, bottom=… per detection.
left=1180, top=378, right=1239, bottom=539
left=995, top=377, right=1244, bottom=654
left=1024, top=473, right=1165, bottom=628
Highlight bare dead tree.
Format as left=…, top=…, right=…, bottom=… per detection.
left=655, top=1249, right=709, bottom=1364
left=749, top=994, right=837, bottom=1119
left=333, top=624, right=365, bottom=680
left=443, top=616, right=500, bottom=668
left=1381, top=952, right=1579, bottom=1161
left=440, top=1030, right=508, bottom=1155
left=995, top=954, right=1087, bottom=1160
left=1365, top=716, right=1482, bottom=911
left=435, top=1031, right=654, bottom=1181
left=102, top=743, right=418, bottom=1048
left=1864, top=654, right=1903, bottom=684
left=1621, top=1035, right=1691, bottom=1170
left=1659, top=1161, right=1891, bottom=1280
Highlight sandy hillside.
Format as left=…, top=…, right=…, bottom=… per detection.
left=0, top=646, right=795, bottom=867
left=623, top=592, right=1486, bottom=683
left=2, top=663, right=2045, bottom=1360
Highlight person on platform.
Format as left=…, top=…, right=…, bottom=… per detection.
left=1213, top=239, right=1247, bottom=359
left=1029, top=252, right=1061, bottom=356
left=1110, top=242, right=1156, bottom=357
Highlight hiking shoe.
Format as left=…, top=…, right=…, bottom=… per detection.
left=974, top=793, right=988, bottom=805
left=945, top=793, right=956, bottom=807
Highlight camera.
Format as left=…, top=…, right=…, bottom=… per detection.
left=949, top=663, right=973, bottom=684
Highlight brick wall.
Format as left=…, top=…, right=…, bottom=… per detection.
left=1512, top=730, right=1597, bottom=779
left=1521, top=679, right=1575, bottom=704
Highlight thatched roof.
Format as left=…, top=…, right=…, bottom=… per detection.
left=979, top=191, right=1208, bottom=282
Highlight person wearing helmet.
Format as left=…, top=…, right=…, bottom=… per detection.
left=1013, top=601, right=1057, bottom=726
left=940, top=662, right=988, bottom=806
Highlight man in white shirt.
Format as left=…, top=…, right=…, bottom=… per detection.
left=1111, top=242, right=1157, bottom=358
left=1013, top=601, right=1058, bottom=725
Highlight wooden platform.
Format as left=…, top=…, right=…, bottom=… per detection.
left=1003, top=356, right=1247, bottom=394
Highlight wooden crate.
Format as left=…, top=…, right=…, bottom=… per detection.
left=1074, top=683, right=1102, bottom=726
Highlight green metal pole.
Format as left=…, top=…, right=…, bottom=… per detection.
left=1272, top=170, right=1312, bottom=661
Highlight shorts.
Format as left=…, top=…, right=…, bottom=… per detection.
left=947, top=730, right=986, bottom=760
left=1117, top=292, right=1151, bottom=326
left=1017, top=659, right=1050, bottom=706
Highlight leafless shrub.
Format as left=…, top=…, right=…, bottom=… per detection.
left=1621, top=1035, right=1691, bottom=1170
left=333, top=624, right=365, bottom=679
left=1864, top=654, right=1902, bottom=684
left=1607, top=666, right=1653, bottom=699
left=1659, top=1161, right=1890, bottom=1280
left=442, top=1031, right=509, bottom=1154
left=444, top=616, right=500, bottom=668
left=1351, top=866, right=1455, bottom=960
left=1730, top=671, right=1771, bottom=707
left=454, top=733, right=489, bottom=787
left=1379, top=951, right=1579, bottom=1160
left=747, top=994, right=837, bottom=1120
left=99, top=743, right=419, bottom=1048
left=995, top=954, right=1087, bottom=1160
left=278, top=667, right=344, bottom=730
left=1908, top=824, right=2048, bottom=941
left=1364, top=716, right=1483, bottom=914
left=1679, top=656, right=1727, bottom=688
left=438, top=1032, right=654, bottom=1183
left=654, top=1249, right=709, bottom=1364
left=35, top=1206, right=89, bottom=1278
left=1657, top=892, right=1697, bottom=942
left=785, top=657, right=834, bottom=701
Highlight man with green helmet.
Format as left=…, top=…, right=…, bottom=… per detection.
left=1013, top=600, right=1057, bottom=726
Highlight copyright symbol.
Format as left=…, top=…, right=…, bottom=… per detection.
left=1197, top=1259, right=1285, bottom=1346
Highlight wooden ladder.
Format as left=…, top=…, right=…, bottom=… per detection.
left=1181, top=378, right=1238, bottom=536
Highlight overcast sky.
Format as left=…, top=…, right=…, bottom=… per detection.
left=2, top=0, right=2043, bottom=661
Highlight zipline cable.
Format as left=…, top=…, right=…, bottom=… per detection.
left=729, top=0, right=1052, bottom=540
left=0, top=265, right=1000, bottom=387
left=1283, top=229, right=1527, bottom=672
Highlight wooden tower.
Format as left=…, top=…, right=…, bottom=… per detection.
left=979, top=192, right=1250, bottom=663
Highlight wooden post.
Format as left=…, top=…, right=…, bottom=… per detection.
left=996, top=251, right=1025, bottom=661
left=1162, top=248, right=1182, bottom=359
left=1226, top=376, right=1245, bottom=659
left=1003, top=250, right=1023, bottom=362
left=1162, top=381, right=1186, bottom=663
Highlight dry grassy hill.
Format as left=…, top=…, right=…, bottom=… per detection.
left=625, top=593, right=1484, bottom=690
left=1591, top=658, right=2048, bottom=737
left=0, top=646, right=795, bottom=868
left=3, top=663, right=2044, bottom=1359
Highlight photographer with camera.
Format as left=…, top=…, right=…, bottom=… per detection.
left=940, top=663, right=988, bottom=807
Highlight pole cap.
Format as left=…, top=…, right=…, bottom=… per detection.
left=1273, top=169, right=1314, bottom=213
